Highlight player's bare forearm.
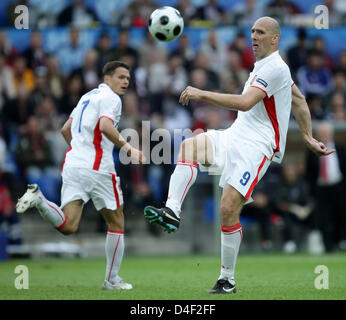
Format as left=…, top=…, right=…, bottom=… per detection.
left=291, top=85, right=335, bottom=156
left=99, top=117, right=145, bottom=163
left=291, top=85, right=313, bottom=143
left=179, top=86, right=265, bottom=111
left=61, top=118, right=73, bottom=146
left=99, top=117, right=129, bottom=150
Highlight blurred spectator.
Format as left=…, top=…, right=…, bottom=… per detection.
left=27, top=0, right=62, bottom=28
left=306, top=94, right=326, bottom=120
left=220, top=49, right=249, bottom=93
left=191, top=52, right=220, bottom=90
left=192, top=0, right=228, bottom=25
left=229, top=32, right=254, bottom=71
left=287, top=28, right=308, bottom=80
left=95, top=33, right=116, bottom=77
left=337, top=50, right=346, bottom=75
left=200, top=29, right=228, bottom=74
left=324, top=0, right=346, bottom=26
left=3, top=85, right=35, bottom=132
left=120, top=91, right=141, bottom=131
left=119, top=0, right=157, bottom=29
left=36, top=95, right=64, bottom=134
left=305, top=122, right=346, bottom=252
left=139, top=30, right=167, bottom=70
left=267, top=0, right=301, bottom=16
left=45, top=55, right=64, bottom=101
left=72, top=49, right=100, bottom=92
left=113, top=29, right=139, bottom=68
left=311, top=36, right=334, bottom=71
left=30, top=66, right=51, bottom=107
left=0, top=133, right=22, bottom=247
left=15, top=115, right=60, bottom=202
left=0, top=31, right=18, bottom=65
left=296, top=49, right=333, bottom=97
left=56, top=27, right=90, bottom=76
left=22, top=31, right=47, bottom=70
left=57, top=0, right=98, bottom=28
left=59, top=74, right=84, bottom=116
left=0, top=53, right=16, bottom=112
left=177, top=0, right=197, bottom=26
left=12, top=55, right=35, bottom=94
left=188, top=68, right=213, bottom=130
left=147, top=50, right=169, bottom=114
left=165, top=53, right=188, bottom=99
left=274, top=163, right=313, bottom=253
left=171, top=34, right=196, bottom=72
left=35, top=95, right=66, bottom=166
left=231, top=0, right=264, bottom=27
left=325, top=92, right=346, bottom=122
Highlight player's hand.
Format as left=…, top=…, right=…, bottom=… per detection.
left=129, top=147, right=146, bottom=164
left=179, top=86, right=203, bottom=106
left=305, top=137, right=336, bottom=156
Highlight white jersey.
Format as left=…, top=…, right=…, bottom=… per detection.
left=229, top=50, right=294, bottom=163
left=63, top=83, right=122, bottom=174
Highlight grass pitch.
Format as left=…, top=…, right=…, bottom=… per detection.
left=0, top=253, right=345, bottom=300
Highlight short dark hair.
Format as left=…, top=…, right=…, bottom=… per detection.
left=102, top=61, right=130, bottom=77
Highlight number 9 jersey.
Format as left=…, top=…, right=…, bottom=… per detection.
left=63, top=83, right=122, bottom=174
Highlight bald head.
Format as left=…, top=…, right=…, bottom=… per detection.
left=251, top=16, right=281, bottom=60
left=255, top=16, right=280, bottom=35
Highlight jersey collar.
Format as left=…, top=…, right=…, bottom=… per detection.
left=254, top=50, right=279, bottom=69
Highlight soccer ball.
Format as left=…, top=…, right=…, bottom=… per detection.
left=148, top=6, right=184, bottom=42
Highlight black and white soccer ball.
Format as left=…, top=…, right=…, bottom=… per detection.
left=148, top=6, right=184, bottom=42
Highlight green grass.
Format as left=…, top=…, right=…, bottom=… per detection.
left=0, top=253, right=345, bottom=300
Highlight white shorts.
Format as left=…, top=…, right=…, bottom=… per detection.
left=199, top=128, right=271, bottom=203
left=60, top=168, right=123, bottom=211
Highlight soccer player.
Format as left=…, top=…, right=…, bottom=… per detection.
left=16, top=61, right=145, bottom=290
left=143, top=17, right=335, bottom=294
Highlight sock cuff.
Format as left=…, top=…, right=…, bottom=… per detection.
left=177, top=159, right=198, bottom=169
left=55, top=216, right=67, bottom=230
left=221, top=222, right=242, bottom=233
left=107, top=229, right=124, bottom=235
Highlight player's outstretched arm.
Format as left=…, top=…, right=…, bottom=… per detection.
left=61, top=118, right=73, bottom=146
left=291, top=84, right=335, bottom=156
left=99, top=117, right=145, bottom=164
left=179, top=86, right=265, bottom=111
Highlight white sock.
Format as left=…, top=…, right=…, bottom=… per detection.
left=165, top=159, right=198, bottom=217
left=219, top=222, right=242, bottom=282
left=105, top=230, right=124, bottom=284
left=36, top=194, right=66, bottom=229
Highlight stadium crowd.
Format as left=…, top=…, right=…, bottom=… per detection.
left=0, top=0, right=346, bottom=254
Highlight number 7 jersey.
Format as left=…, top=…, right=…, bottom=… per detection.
left=63, top=83, right=122, bottom=174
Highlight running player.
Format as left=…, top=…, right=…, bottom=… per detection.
left=16, top=61, right=145, bottom=290
left=143, top=17, right=335, bottom=294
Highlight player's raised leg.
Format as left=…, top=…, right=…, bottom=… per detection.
left=207, top=185, right=245, bottom=294
left=101, top=206, right=132, bottom=290
left=144, top=134, right=213, bottom=232
left=16, top=184, right=84, bottom=235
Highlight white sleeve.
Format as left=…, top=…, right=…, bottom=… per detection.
left=99, top=94, right=121, bottom=123
left=250, top=63, right=290, bottom=98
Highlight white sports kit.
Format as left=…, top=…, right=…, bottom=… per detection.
left=61, top=83, right=124, bottom=211
left=200, top=51, right=294, bottom=201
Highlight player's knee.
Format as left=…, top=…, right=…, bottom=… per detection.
left=180, top=138, right=197, bottom=161
left=220, top=200, right=238, bottom=219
